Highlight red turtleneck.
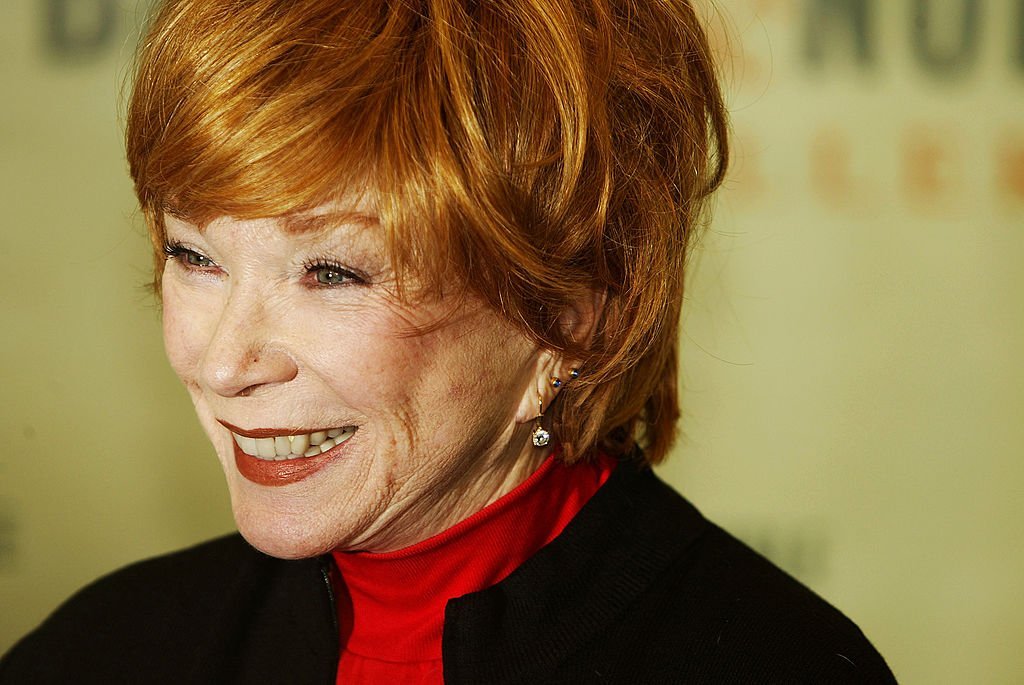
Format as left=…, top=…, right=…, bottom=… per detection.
left=330, top=450, right=616, bottom=684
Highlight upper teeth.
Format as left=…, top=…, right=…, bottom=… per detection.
left=232, top=427, right=356, bottom=461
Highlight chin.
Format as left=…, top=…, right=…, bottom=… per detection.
left=227, top=484, right=348, bottom=560
left=233, top=510, right=339, bottom=560
left=213, top=441, right=358, bottom=559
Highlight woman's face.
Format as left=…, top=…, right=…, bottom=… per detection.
left=161, top=204, right=547, bottom=558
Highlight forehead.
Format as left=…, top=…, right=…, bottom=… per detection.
left=279, top=209, right=380, bottom=236
left=278, top=193, right=381, bottom=236
left=164, top=214, right=389, bottom=269
left=158, top=190, right=451, bottom=303
left=165, top=193, right=381, bottom=238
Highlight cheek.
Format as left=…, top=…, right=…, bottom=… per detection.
left=161, top=280, right=215, bottom=385
left=308, top=309, right=484, bottom=432
left=313, top=321, right=432, bottom=408
left=354, top=313, right=533, bottom=436
left=446, top=379, right=475, bottom=403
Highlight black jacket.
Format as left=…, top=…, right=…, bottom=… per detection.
left=1, top=462, right=897, bottom=683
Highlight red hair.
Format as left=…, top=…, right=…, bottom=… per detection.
left=126, top=0, right=729, bottom=464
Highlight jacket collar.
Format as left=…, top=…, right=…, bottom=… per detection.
left=440, top=459, right=709, bottom=684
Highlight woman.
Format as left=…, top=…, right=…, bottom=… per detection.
left=2, top=0, right=896, bottom=682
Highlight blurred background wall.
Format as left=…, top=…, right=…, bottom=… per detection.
left=1, top=1, right=1021, bottom=682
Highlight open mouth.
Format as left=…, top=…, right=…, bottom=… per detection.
left=218, top=421, right=360, bottom=486
left=230, top=426, right=357, bottom=461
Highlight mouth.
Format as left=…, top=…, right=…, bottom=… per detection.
left=229, top=426, right=357, bottom=461
left=218, top=420, right=358, bottom=486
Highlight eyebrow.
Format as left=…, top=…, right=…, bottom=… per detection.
left=282, top=210, right=380, bottom=235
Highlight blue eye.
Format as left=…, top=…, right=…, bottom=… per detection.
left=163, top=241, right=216, bottom=269
left=315, top=268, right=348, bottom=285
left=306, top=260, right=363, bottom=286
left=184, top=251, right=214, bottom=267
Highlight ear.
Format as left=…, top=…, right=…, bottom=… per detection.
left=558, top=287, right=606, bottom=351
left=513, top=349, right=555, bottom=425
left=512, top=288, right=606, bottom=425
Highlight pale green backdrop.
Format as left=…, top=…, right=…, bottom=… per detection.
left=2, top=1, right=1022, bottom=682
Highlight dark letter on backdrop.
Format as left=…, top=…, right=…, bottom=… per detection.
left=805, top=0, right=875, bottom=69
left=46, top=0, right=117, bottom=60
left=1016, top=0, right=1024, bottom=71
left=911, top=0, right=981, bottom=78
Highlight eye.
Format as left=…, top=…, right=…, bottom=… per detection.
left=306, top=259, right=364, bottom=287
left=184, top=251, right=214, bottom=268
left=163, top=241, right=217, bottom=270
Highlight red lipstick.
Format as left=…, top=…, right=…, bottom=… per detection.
left=227, top=429, right=354, bottom=487
left=218, top=419, right=327, bottom=438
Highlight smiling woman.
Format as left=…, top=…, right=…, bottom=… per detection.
left=0, top=0, right=896, bottom=683
left=160, top=208, right=552, bottom=559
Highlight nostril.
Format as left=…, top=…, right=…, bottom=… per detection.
left=202, top=349, right=295, bottom=397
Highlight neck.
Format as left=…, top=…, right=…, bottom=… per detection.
left=331, top=450, right=617, bottom=664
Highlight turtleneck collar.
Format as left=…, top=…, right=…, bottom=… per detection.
left=330, top=450, right=616, bottom=665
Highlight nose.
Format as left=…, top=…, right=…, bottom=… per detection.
left=199, top=290, right=298, bottom=398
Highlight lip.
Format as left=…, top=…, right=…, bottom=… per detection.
left=222, top=420, right=356, bottom=487
left=217, top=419, right=337, bottom=439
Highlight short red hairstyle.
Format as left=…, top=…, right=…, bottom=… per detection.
left=126, top=0, right=728, bottom=464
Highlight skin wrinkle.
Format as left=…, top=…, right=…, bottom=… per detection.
left=129, top=0, right=729, bottom=469
left=162, top=207, right=553, bottom=557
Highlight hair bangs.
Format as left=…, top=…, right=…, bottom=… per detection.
left=128, top=0, right=730, bottom=464
left=129, top=1, right=454, bottom=292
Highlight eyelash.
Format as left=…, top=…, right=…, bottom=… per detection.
left=161, top=241, right=364, bottom=287
left=163, top=241, right=216, bottom=269
left=302, top=258, right=365, bottom=287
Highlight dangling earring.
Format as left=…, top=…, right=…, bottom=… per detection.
left=531, top=394, right=551, bottom=447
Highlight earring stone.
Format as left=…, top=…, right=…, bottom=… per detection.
left=531, top=425, right=551, bottom=447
